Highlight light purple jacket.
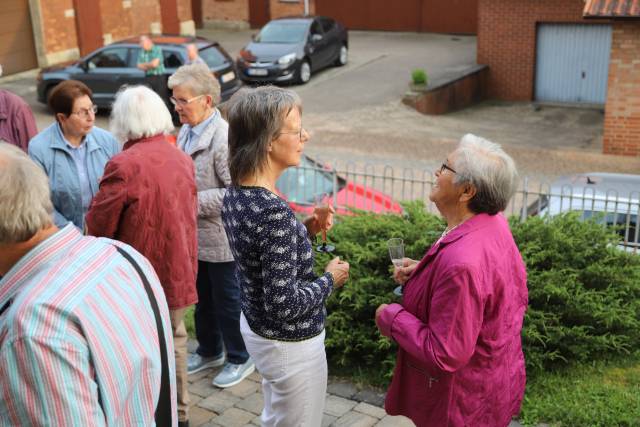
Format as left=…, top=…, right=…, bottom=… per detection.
left=378, top=213, right=528, bottom=427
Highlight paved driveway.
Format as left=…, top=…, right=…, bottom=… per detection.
left=2, top=29, right=638, bottom=180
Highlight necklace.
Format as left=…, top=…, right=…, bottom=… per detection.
left=440, top=215, right=474, bottom=239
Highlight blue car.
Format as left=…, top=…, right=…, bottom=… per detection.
left=37, top=35, right=242, bottom=109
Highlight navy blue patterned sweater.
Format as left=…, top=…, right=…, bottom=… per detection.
left=222, top=186, right=334, bottom=341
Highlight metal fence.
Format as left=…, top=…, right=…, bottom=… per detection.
left=279, top=158, right=639, bottom=253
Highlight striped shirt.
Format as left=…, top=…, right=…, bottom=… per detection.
left=0, top=225, right=176, bottom=426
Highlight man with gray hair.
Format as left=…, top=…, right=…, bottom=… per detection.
left=0, top=142, right=176, bottom=425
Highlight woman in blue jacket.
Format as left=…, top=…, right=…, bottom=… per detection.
left=29, top=80, right=119, bottom=229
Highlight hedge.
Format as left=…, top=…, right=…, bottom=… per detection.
left=314, top=202, right=640, bottom=383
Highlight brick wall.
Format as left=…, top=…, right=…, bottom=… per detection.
left=269, top=0, right=306, bottom=17
left=178, top=0, right=193, bottom=21
left=129, top=0, right=162, bottom=34
left=100, top=0, right=133, bottom=42
left=603, top=22, right=640, bottom=157
left=40, top=0, right=78, bottom=54
left=203, top=0, right=249, bottom=22
left=477, top=0, right=588, bottom=100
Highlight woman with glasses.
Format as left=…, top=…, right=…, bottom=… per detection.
left=375, top=134, right=528, bottom=427
left=28, top=80, right=118, bottom=229
left=166, top=64, right=254, bottom=425
left=222, top=86, right=350, bottom=427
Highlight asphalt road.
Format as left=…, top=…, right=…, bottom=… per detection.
left=1, top=29, right=638, bottom=181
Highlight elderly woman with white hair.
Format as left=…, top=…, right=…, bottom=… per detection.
left=375, top=134, right=529, bottom=427
left=85, top=85, right=198, bottom=427
left=167, top=64, right=254, bottom=394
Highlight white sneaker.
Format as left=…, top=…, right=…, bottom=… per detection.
left=212, top=359, right=255, bottom=388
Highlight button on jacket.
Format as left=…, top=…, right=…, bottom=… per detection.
left=378, top=213, right=528, bottom=427
left=28, top=123, right=119, bottom=229
left=86, top=134, right=198, bottom=310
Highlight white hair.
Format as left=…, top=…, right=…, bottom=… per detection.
left=168, top=63, right=221, bottom=105
left=0, top=142, right=53, bottom=243
left=109, top=85, right=174, bottom=143
left=452, top=134, right=519, bottom=215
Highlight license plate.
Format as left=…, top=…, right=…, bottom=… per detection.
left=247, top=68, right=268, bottom=76
left=221, top=71, right=235, bottom=83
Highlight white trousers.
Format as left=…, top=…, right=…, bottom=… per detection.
left=240, top=313, right=327, bottom=427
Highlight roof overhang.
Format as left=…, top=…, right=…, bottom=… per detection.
left=584, top=0, right=640, bottom=19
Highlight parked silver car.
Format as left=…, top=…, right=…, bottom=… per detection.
left=528, top=172, right=640, bottom=253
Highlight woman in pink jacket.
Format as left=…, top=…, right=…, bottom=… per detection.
left=375, top=134, right=528, bottom=427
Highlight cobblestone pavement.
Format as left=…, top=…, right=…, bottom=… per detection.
left=185, top=347, right=526, bottom=427
left=185, top=364, right=415, bottom=427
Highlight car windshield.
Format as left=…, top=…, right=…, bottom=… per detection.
left=256, top=22, right=308, bottom=43
left=199, top=46, right=227, bottom=67
left=277, top=156, right=339, bottom=205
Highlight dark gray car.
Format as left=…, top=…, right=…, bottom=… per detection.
left=37, top=35, right=242, bottom=109
left=236, top=16, right=348, bottom=85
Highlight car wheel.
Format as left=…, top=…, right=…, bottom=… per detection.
left=297, top=60, right=311, bottom=84
left=335, top=45, right=348, bottom=66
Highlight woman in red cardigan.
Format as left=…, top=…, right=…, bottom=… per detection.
left=86, top=85, right=198, bottom=427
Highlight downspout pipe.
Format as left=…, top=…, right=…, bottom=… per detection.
left=304, top=0, right=309, bottom=16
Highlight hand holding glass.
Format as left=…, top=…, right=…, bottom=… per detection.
left=314, top=193, right=335, bottom=253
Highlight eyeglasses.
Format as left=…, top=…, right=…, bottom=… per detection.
left=439, top=162, right=457, bottom=174
left=278, top=127, right=305, bottom=140
left=70, top=104, right=98, bottom=119
left=169, top=94, right=205, bottom=107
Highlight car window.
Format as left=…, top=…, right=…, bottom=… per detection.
left=256, top=22, right=309, bottom=43
left=319, top=18, right=335, bottom=33
left=88, top=47, right=128, bottom=69
left=199, top=46, right=227, bottom=68
left=310, top=20, right=323, bottom=36
left=163, top=50, right=184, bottom=69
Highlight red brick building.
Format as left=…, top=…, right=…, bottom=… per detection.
left=1, top=0, right=194, bottom=74
left=478, top=0, right=640, bottom=156
left=196, top=0, right=478, bottom=34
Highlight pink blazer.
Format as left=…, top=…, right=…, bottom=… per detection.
left=378, top=213, right=528, bottom=427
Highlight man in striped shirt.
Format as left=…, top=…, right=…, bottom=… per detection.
left=0, top=142, right=176, bottom=425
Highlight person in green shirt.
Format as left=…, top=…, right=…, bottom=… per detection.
left=137, top=36, right=168, bottom=102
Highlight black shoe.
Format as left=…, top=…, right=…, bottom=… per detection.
left=178, top=421, right=189, bottom=427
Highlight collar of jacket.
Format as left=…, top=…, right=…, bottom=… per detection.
left=180, top=108, right=221, bottom=155
left=409, top=212, right=497, bottom=281
left=50, top=123, right=102, bottom=154
left=123, top=133, right=167, bottom=150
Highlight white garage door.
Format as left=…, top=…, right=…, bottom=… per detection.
left=535, top=24, right=612, bottom=105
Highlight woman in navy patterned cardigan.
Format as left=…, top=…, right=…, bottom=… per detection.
left=222, top=86, right=350, bottom=427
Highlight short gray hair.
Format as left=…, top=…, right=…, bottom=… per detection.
left=452, top=134, right=518, bottom=215
left=227, top=86, right=301, bottom=184
left=168, top=63, right=221, bottom=105
left=0, top=142, right=53, bottom=243
left=109, top=85, right=174, bottom=143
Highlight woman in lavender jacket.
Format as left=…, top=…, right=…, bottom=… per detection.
left=375, top=134, right=528, bottom=427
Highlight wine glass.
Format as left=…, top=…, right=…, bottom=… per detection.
left=387, top=238, right=404, bottom=296
left=314, top=193, right=335, bottom=253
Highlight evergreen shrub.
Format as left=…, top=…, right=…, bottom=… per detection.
left=316, top=202, right=640, bottom=383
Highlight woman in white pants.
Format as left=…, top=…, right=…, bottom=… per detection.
left=221, top=86, right=350, bottom=426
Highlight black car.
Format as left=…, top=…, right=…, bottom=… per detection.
left=37, top=35, right=242, bottom=109
left=236, top=16, right=348, bottom=85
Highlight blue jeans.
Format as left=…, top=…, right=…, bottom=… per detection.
left=195, top=260, right=249, bottom=364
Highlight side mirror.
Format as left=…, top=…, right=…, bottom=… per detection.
left=311, top=34, right=323, bottom=43
left=80, top=61, right=89, bottom=72
left=251, top=33, right=257, bottom=41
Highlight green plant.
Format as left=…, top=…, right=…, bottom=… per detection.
left=411, top=68, right=428, bottom=85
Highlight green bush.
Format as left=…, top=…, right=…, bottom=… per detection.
left=315, top=203, right=640, bottom=384
left=411, top=68, right=428, bottom=85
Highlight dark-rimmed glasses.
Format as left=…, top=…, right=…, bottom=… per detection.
left=439, top=163, right=457, bottom=174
